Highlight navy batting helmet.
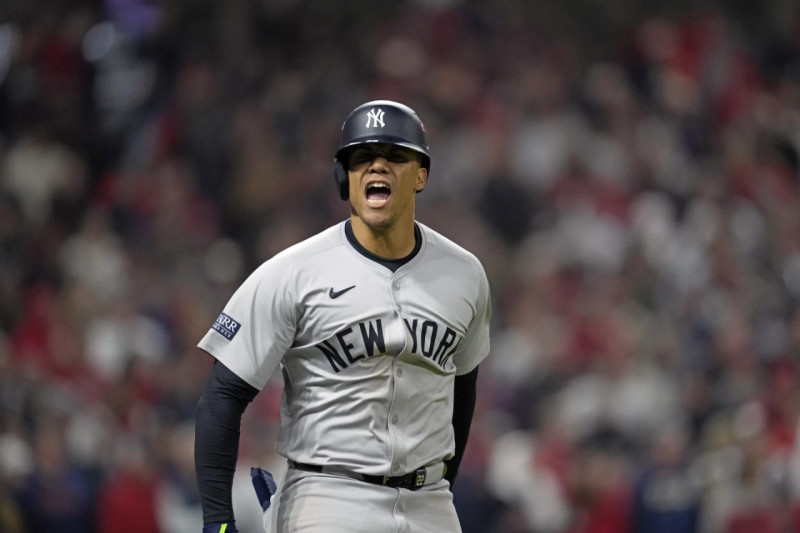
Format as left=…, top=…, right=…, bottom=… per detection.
left=333, top=100, right=430, bottom=201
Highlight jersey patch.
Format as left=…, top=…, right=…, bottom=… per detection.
left=212, top=313, right=241, bottom=340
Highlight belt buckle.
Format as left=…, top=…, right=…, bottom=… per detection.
left=412, top=467, right=427, bottom=490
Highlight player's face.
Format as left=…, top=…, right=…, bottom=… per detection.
left=346, top=143, right=427, bottom=232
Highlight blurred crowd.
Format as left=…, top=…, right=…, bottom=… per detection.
left=1, top=0, right=800, bottom=532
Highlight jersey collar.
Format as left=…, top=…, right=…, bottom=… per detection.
left=343, top=220, right=422, bottom=273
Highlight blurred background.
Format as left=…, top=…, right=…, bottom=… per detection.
left=1, top=0, right=799, bottom=531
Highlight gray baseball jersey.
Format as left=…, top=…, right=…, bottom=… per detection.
left=198, top=220, right=491, bottom=476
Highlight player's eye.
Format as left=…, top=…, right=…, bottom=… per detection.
left=348, top=150, right=373, bottom=165
left=386, top=151, right=411, bottom=163
left=348, top=147, right=413, bottom=167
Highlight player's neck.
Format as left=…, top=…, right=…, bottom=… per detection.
left=349, top=217, right=416, bottom=259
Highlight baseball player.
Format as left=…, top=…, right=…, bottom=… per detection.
left=194, top=100, right=492, bottom=533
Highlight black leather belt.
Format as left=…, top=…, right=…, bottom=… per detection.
left=289, top=461, right=434, bottom=491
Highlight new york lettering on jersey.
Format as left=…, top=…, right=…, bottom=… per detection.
left=313, top=316, right=463, bottom=372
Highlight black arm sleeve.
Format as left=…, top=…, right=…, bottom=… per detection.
left=194, top=360, right=259, bottom=524
left=444, top=366, right=479, bottom=486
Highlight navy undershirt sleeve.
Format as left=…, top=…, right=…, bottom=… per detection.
left=445, top=366, right=479, bottom=486
left=194, top=359, right=259, bottom=524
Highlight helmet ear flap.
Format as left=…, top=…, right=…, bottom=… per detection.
left=333, top=158, right=349, bottom=201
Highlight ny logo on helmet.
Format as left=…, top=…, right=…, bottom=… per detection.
left=365, top=108, right=385, bottom=128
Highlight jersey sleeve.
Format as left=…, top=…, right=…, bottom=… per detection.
left=197, top=259, right=297, bottom=390
left=453, top=260, right=491, bottom=376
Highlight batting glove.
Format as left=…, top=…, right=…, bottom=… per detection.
left=202, top=522, right=238, bottom=533
left=251, top=466, right=278, bottom=511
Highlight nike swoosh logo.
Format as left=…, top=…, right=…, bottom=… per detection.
left=329, top=285, right=356, bottom=299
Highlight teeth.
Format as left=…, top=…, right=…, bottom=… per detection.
left=369, top=183, right=389, bottom=190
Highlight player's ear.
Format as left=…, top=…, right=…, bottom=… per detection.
left=415, top=167, right=427, bottom=193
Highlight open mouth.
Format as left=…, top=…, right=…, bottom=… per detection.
left=365, top=182, right=391, bottom=207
